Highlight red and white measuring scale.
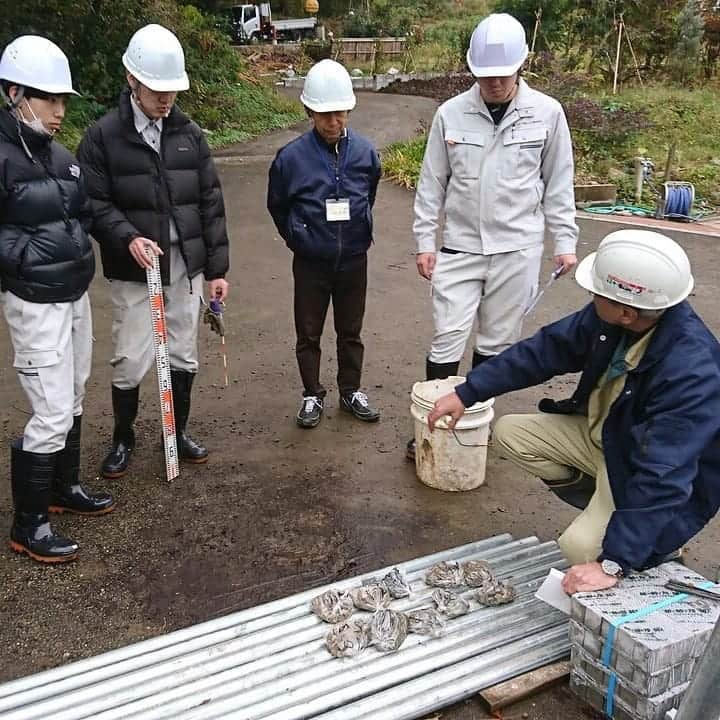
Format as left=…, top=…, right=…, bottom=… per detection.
left=146, top=254, right=180, bottom=481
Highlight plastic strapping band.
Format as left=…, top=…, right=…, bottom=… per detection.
left=600, top=580, right=716, bottom=716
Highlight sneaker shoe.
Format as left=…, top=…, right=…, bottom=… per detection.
left=296, top=395, right=323, bottom=429
left=406, top=438, right=416, bottom=461
left=340, top=391, right=380, bottom=423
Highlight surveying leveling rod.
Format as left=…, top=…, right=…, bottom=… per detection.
left=146, top=253, right=180, bottom=481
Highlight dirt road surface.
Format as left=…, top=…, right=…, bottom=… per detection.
left=0, top=91, right=717, bottom=719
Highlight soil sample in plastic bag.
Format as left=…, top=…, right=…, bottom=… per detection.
left=381, top=568, right=410, bottom=598
left=407, top=608, right=446, bottom=637
left=311, top=589, right=354, bottom=624
left=326, top=619, right=371, bottom=658
left=425, top=560, right=464, bottom=588
left=476, top=580, right=516, bottom=606
left=432, top=589, right=470, bottom=618
left=370, top=609, right=408, bottom=652
left=462, top=559, right=496, bottom=588
left=351, top=584, right=391, bottom=611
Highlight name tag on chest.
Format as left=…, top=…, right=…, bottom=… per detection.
left=326, top=198, right=351, bottom=222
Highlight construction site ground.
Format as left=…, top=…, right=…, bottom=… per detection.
left=0, top=90, right=718, bottom=719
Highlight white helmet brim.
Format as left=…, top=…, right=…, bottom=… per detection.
left=466, top=45, right=528, bottom=78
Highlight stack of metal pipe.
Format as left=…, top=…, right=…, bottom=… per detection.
left=0, top=534, right=570, bottom=720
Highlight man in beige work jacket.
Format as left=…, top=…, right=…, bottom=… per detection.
left=407, top=13, right=578, bottom=460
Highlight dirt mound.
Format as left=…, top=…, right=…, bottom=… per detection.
left=380, top=73, right=474, bottom=103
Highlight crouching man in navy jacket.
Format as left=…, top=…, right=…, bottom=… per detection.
left=268, top=60, right=382, bottom=429
left=429, top=230, right=720, bottom=593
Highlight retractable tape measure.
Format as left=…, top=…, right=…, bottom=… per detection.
left=146, top=254, right=180, bottom=481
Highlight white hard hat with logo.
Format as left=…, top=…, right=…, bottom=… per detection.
left=467, top=13, right=529, bottom=78
left=0, top=35, right=79, bottom=95
left=300, top=59, right=356, bottom=112
left=575, top=230, right=694, bottom=310
left=122, top=24, right=189, bottom=92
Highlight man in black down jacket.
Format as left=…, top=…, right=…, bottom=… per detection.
left=0, top=36, right=115, bottom=564
left=78, top=24, right=230, bottom=479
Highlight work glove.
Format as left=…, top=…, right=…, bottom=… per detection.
left=203, top=298, right=226, bottom=337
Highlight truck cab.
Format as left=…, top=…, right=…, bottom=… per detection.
left=229, top=3, right=317, bottom=44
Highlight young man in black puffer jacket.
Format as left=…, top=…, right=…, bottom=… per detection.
left=0, top=36, right=115, bottom=564
left=78, top=24, right=230, bottom=479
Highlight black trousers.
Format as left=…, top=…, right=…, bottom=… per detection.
left=292, top=253, right=367, bottom=399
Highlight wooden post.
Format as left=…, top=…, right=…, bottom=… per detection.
left=664, top=142, right=677, bottom=182
left=529, top=7, right=542, bottom=69
left=634, top=157, right=644, bottom=204
left=624, top=26, right=645, bottom=86
left=613, top=15, right=624, bottom=94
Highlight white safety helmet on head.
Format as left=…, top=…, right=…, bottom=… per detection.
left=575, top=230, right=694, bottom=310
left=300, top=59, right=356, bottom=113
left=466, top=13, right=528, bottom=78
left=0, top=35, right=79, bottom=96
left=122, top=24, right=189, bottom=92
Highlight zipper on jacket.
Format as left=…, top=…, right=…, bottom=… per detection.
left=334, top=139, right=343, bottom=269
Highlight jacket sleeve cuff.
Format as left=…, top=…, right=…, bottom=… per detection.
left=416, top=238, right=437, bottom=254
left=455, top=382, right=477, bottom=408
left=553, top=238, right=578, bottom=257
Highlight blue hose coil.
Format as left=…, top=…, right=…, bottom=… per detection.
left=663, top=184, right=693, bottom=219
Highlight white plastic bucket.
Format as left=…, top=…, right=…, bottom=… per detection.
left=410, top=376, right=494, bottom=492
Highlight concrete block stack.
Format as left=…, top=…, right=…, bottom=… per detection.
left=568, top=562, right=720, bottom=720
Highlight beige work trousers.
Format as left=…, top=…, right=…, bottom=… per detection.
left=429, top=246, right=544, bottom=364
left=109, top=245, right=203, bottom=389
left=2, top=291, right=92, bottom=452
left=493, top=413, right=616, bottom=565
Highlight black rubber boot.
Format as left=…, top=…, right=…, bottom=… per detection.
left=50, top=416, right=116, bottom=516
left=543, top=469, right=596, bottom=510
left=471, top=351, right=492, bottom=369
left=407, top=359, right=461, bottom=461
left=101, top=386, right=139, bottom=479
left=171, top=369, right=209, bottom=463
left=9, top=440, right=79, bottom=563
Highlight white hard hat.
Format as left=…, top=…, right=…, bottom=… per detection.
left=300, top=59, right=356, bottom=113
left=466, top=14, right=529, bottom=78
left=0, top=35, right=79, bottom=95
left=575, top=230, right=694, bottom=310
left=122, top=24, right=189, bottom=92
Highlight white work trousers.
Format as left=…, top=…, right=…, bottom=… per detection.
left=3, top=291, right=92, bottom=453
left=429, top=246, right=543, bottom=364
left=110, top=245, right=203, bottom=389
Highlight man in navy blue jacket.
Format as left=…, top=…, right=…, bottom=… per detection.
left=428, top=230, right=720, bottom=593
left=268, top=60, right=382, bottom=428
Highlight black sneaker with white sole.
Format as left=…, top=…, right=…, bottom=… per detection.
left=296, top=396, right=323, bottom=428
left=340, top=391, right=380, bottom=422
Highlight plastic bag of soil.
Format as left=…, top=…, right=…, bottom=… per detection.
left=432, top=589, right=470, bottom=618
left=380, top=568, right=410, bottom=598
left=425, top=560, right=464, bottom=588
left=351, top=584, right=391, bottom=611
left=406, top=608, right=446, bottom=637
left=311, top=589, right=354, bottom=624
left=370, top=609, right=408, bottom=652
left=326, top=619, right=371, bottom=658
left=462, top=559, right=495, bottom=588
left=476, top=580, right=516, bottom=607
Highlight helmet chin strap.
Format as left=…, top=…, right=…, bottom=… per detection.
left=1, top=83, right=25, bottom=110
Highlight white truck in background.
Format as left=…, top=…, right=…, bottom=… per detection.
left=230, top=3, right=318, bottom=43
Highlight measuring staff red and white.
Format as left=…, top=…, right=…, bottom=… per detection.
left=78, top=24, right=230, bottom=479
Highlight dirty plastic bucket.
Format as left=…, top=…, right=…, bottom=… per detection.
left=411, top=376, right=494, bottom=492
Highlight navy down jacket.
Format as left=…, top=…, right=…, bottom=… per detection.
left=456, top=301, right=720, bottom=573
left=267, top=128, right=381, bottom=267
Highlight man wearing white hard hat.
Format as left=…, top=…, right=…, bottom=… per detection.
left=428, top=230, right=720, bottom=593
left=268, top=59, right=382, bottom=429
left=78, top=24, right=230, bottom=479
left=0, top=36, right=115, bottom=563
left=407, top=13, right=578, bottom=460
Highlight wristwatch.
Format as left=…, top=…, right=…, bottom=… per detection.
left=601, top=559, right=624, bottom=578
